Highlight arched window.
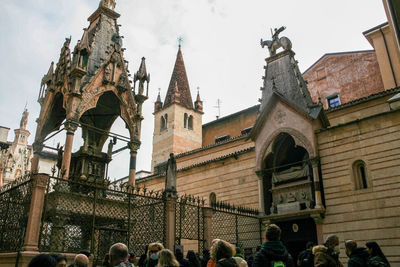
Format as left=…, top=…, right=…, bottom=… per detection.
left=209, top=192, right=216, bottom=206
left=188, top=115, right=193, bottom=130
left=160, top=116, right=166, bottom=131
left=164, top=114, right=168, bottom=128
left=184, top=113, right=188, bottom=128
left=352, top=160, right=369, bottom=190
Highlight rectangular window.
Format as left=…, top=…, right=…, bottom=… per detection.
left=215, top=135, right=230, bottom=143
left=327, top=95, right=340, bottom=108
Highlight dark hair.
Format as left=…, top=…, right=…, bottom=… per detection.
left=345, top=240, right=357, bottom=253
left=129, top=252, right=135, bottom=258
left=79, top=250, right=91, bottom=257
left=49, top=254, right=67, bottom=263
left=187, top=250, right=200, bottom=267
left=236, top=247, right=242, bottom=254
left=265, top=224, right=281, bottom=241
left=365, top=241, right=390, bottom=265
left=306, top=242, right=314, bottom=249
left=28, top=254, right=57, bottom=267
left=214, top=240, right=234, bottom=261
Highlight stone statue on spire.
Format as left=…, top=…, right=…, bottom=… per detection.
left=20, top=109, right=29, bottom=129
left=99, top=0, right=116, bottom=10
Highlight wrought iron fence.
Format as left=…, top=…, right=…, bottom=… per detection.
left=0, top=174, right=33, bottom=252
left=175, top=195, right=205, bottom=254
left=38, top=176, right=166, bottom=264
left=211, top=201, right=262, bottom=252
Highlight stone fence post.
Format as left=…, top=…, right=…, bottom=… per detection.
left=22, top=173, right=49, bottom=251
left=202, top=207, right=213, bottom=250
left=164, top=196, right=177, bottom=250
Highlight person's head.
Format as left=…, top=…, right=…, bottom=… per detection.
left=345, top=240, right=357, bottom=257
left=186, top=250, right=198, bottom=263
left=28, top=254, right=57, bottom=267
left=157, top=249, right=179, bottom=267
left=78, top=250, right=91, bottom=258
left=129, top=252, right=137, bottom=264
left=203, top=249, right=210, bottom=257
left=211, top=240, right=235, bottom=261
left=102, top=253, right=110, bottom=266
left=50, top=254, right=67, bottom=267
left=325, top=235, right=339, bottom=250
left=235, top=247, right=242, bottom=255
left=365, top=242, right=389, bottom=264
left=147, top=242, right=164, bottom=260
left=74, top=254, right=89, bottom=267
left=265, top=224, right=281, bottom=241
left=306, top=242, right=314, bottom=251
left=109, top=243, right=129, bottom=266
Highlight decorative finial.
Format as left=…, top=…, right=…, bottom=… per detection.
left=197, top=86, right=200, bottom=94
left=178, top=36, right=183, bottom=49
left=99, top=0, right=116, bottom=10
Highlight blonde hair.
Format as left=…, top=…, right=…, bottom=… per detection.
left=210, top=240, right=235, bottom=261
left=147, top=242, right=164, bottom=259
left=157, top=249, right=179, bottom=267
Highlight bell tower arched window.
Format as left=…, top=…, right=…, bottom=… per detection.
left=188, top=115, right=193, bottom=130
left=352, top=160, right=369, bottom=190
left=160, top=116, right=166, bottom=131
left=184, top=113, right=188, bottom=128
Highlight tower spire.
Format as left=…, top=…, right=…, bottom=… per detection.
left=163, top=46, right=193, bottom=109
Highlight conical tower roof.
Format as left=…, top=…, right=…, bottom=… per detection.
left=163, top=47, right=193, bottom=109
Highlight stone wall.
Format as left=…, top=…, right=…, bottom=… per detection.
left=139, top=148, right=259, bottom=208
left=317, top=102, right=400, bottom=264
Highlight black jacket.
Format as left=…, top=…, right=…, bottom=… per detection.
left=253, top=244, right=294, bottom=267
left=216, top=258, right=239, bottom=267
left=348, top=248, right=369, bottom=267
left=298, top=250, right=314, bottom=267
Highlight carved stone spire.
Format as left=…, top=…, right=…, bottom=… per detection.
left=134, top=57, right=150, bottom=97
left=154, top=90, right=163, bottom=113
left=20, top=109, right=29, bottom=130
left=194, top=88, right=203, bottom=112
left=163, top=47, right=193, bottom=109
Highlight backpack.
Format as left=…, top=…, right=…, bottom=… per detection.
left=299, top=251, right=313, bottom=267
left=271, top=261, right=285, bottom=267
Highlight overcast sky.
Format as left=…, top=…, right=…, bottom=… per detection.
left=0, top=0, right=387, bottom=180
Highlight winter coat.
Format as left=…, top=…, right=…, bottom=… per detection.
left=367, top=256, right=389, bottom=267
left=115, top=261, right=135, bottom=267
left=253, top=241, right=294, bottom=267
left=201, top=255, right=211, bottom=267
left=348, top=248, right=368, bottom=267
left=313, top=245, right=341, bottom=267
left=297, top=250, right=314, bottom=267
left=216, top=258, right=239, bottom=267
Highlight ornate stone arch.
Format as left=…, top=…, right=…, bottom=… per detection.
left=256, top=127, right=315, bottom=172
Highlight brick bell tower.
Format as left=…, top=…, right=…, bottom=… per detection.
left=151, top=45, right=203, bottom=172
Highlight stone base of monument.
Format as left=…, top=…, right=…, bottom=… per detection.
left=277, top=201, right=300, bottom=214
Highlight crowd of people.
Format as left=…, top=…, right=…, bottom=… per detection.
left=27, top=224, right=390, bottom=267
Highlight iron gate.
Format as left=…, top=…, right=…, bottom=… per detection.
left=175, top=196, right=204, bottom=254
left=211, top=201, right=262, bottom=253
left=38, top=176, right=166, bottom=264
